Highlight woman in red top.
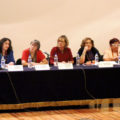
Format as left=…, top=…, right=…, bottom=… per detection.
left=50, top=35, right=74, bottom=65
left=22, top=40, right=48, bottom=66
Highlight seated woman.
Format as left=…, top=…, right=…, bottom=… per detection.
left=103, top=38, right=119, bottom=61
left=50, top=35, right=74, bottom=65
left=0, top=38, right=15, bottom=65
left=22, top=40, right=48, bottom=66
left=78, top=37, right=101, bottom=65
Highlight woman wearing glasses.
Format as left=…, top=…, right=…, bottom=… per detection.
left=78, top=37, right=101, bottom=65
left=50, top=35, right=74, bottom=65
left=103, top=38, right=119, bottom=61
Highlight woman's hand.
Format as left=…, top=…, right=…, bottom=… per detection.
left=83, top=46, right=88, bottom=53
left=31, top=62, right=37, bottom=66
left=85, top=61, right=92, bottom=65
left=113, top=57, right=118, bottom=61
left=8, top=62, right=14, bottom=65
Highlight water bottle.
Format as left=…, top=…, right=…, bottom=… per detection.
left=118, top=44, right=120, bottom=64
left=95, top=53, right=99, bottom=65
left=118, top=48, right=120, bottom=64
left=1, top=56, right=6, bottom=69
left=28, top=55, right=32, bottom=68
left=54, top=54, right=58, bottom=66
left=76, top=53, right=80, bottom=66
left=118, top=54, right=120, bottom=64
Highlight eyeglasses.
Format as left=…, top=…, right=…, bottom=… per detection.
left=111, top=44, right=119, bottom=47
left=31, top=44, right=38, bottom=48
left=85, top=42, right=92, bottom=44
left=58, top=40, right=65, bottom=43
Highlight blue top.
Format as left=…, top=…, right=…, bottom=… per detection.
left=0, top=51, right=15, bottom=64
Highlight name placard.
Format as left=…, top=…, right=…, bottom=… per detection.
left=35, top=64, right=50, bottom=70
left=98, top=61, right=116, bottom=68
left=58, top=63, right=73, bottom=70
left=8, top=65, right=23, bottom=71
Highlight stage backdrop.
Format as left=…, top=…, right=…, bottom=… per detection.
left=0, top=0, right=120, bottom=60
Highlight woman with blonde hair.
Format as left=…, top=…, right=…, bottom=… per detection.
left=50, top=35, right=74, bottom=65
left=78, top=37, right=101, bottom=65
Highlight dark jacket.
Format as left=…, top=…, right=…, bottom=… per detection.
left=0, top=51, right=15, bottom=64
left=78, top=47, right=102, bottom=63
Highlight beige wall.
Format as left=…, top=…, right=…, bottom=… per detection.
left=0, top=0, right=120, bottom=60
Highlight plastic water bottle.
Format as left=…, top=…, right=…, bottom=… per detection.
left=76, top=53, right=80, bottom=66
left=118, top=44, right=120, bottom=64
left=1, top=56, right=5, bottom=69
left=28, top=55, right=32, bottom=68
left=54, top=54, right=58, bottom=66
left=118, top=50, right=120, bottom=64
left=95, top=53, right=99, bottom=65
left=118, top=54, right=120, bottom=64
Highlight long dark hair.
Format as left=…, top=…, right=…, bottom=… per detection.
left=0, top=38, right=13, bottom=55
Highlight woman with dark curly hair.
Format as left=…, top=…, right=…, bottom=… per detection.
left=78, top=37, right=101, bottom=65
left=0, top=38, right=15, bottom=65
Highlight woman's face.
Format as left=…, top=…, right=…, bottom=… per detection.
left=111, top=42, right=119, bottom=52
left=57, top=38, right=66, bottom=49
left=3, top=40, right=10, bottom=51
left=30, top=43, right=38, bottom=53
left=84, top=39, right=93, bottom=50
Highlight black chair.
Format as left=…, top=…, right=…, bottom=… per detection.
left=100, top=55, right=103, bottom=61
left=16, top=58, right=21, bottom=65
left=43, top=52, right=50, bottom=61
left=73, top=57, right=76, bottom=65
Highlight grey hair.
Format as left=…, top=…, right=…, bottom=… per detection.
left=30, top=40, right=40, bottom=50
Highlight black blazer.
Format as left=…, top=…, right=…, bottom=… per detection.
left=78, top=47, right=102, bottom=63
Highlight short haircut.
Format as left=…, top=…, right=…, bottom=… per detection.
left=109, top=38, right=119, bottom=45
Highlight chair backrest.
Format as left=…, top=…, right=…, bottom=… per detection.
left=43, top=52, right=50, bottom=61
left=16, top=58, right=21, bottom=65
left=100, top=55, right=103, bottom=61
left=73, top=57, right=76, bottom=65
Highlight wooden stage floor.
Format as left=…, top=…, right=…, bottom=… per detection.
left=0, top=106, right=120, bottom=120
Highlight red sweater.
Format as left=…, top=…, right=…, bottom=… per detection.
left=50, top=47, right=73, bottom=64
left=22, top=48, right=45, bottom=63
